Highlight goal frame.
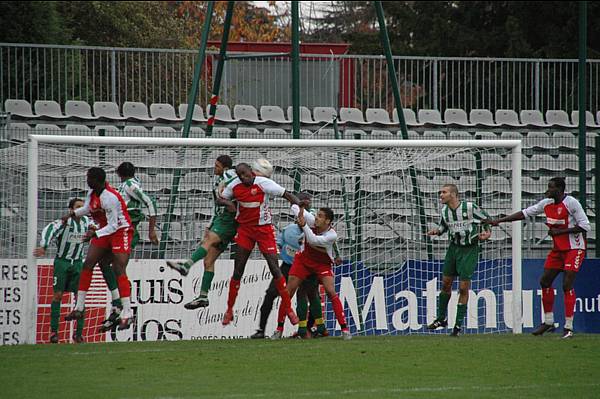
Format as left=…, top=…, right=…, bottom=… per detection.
left=26, top=135, right=523, bottom=339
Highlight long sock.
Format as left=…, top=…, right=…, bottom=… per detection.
left=297, top=320, right=308, bottom=336
left=190, top=247, right=208, bottom=265
left=50, top=300, right=60, bottom=332
left=117, top=274, right=131, bottom=313
left=277, top=299, right=287, bottom=324
left=455, top=304, right=467, bottom=327
left=330, top=294, right=347, bottom=328
left=564, top=289, right=576, bottom=330
left=437, top=291, right=451, bottom=321
left=542, top=287, right=555, bottom=325
left=296, top=295, right=308, bottom=323
left=101, top=265, right=122, bottom=307
left=75, top=269, right=93, bottom=311
left=199, top=270, right=214, bottom=295
left=227, top=278, right=240, bottom=310
left=274, top=277, right=291, bottom=316
left=259, top=290, right=276, bottom=331
left=76, top=314, right=84, bottom=336
left=308, top=292, right=323, bottom=319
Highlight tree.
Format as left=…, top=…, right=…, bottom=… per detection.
left=0, top=1, right=71, bottom=44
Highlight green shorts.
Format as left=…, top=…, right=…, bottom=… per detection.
left=131, top=226, right=140, bottom=249
left=53, top=258, right=83, bottom=293
left=442, top=243, right=479, bottom=281
left=209, top=216, right=238, bottom=252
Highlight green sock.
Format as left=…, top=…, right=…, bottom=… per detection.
left=315, top=318, right=326, bottom=334
left=190, top=246, right=208, bottom=265
left=455, top=304, right=467, bottom=327
left=199, top=270, right=214, bottom=295
left=101, top=264, right=118, bottom=292
left=50, top=300, right=60, bottom=332
left=308, top=291, right=322, bottom=319
left=437, top=291, right=451, bottom=321
left=297, top=320, right=308, bottom=336
left=76, top=314, right=85, bottom=336
left=296, top=296, right=308, bottom=323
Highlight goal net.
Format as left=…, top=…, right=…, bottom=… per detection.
left=3, top=135, right=522, bottom=343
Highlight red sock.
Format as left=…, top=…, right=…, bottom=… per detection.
left=330, top=294, right=347, bottom=327
left=78, top=268, right=93, bottom=292
left=227, top=278, right=240, bottom=310
left=117, top=274, right=131, bottom=299
left=277, top=300, right=287, bottom=324
left=274, top=277, right=291, bottom=314
left=564, top=289, right=576, bottom=318
left=542, top=287, right=555, bottom=313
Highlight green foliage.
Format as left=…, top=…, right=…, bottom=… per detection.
left=0, top=1, right=71, bottom=44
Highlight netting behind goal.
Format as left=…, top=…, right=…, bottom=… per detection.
left=3, top=136, right=521, bottom=342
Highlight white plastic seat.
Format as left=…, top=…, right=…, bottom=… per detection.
left=93, top=102, right=126, bottom=121
left=495, top=110, right=525, bottom=127
left=150, top=103, right=183, bottom=123
left=520, top=110, right=550, bottom=128
left=65, top=101, right=98, bottom=121
left=236, top=127, right=261, bottom=139
left=470, top=109, right=498, bottom=127
left=4, top=99, right=39, bottom=119
left=94, top=125, right=121, bottom=136
left=500, top=131, right=524, bottom=141
left=179, top=104, right=207, bottom=122
left=264, top=128, right=290, bottom=139
left=154, top=149, right=178, bottom=168
left=260, top=105, right=290, bottom=124
left=481, top=153, right=510, bottom=171
left=65, top=171, right=89, bottom=191
left=423, top=130, right=446, bottom=139
left=552, top=131, right=577, bottom=149
left=6, top=123, right=32, bottom=142
left=448, top=131, right=473, bottom=140
left=65, top=124, right=95, bottom=136
left=365, top=108, right=397, bottom=127
left=206, top=104, right=238, bottom=124
left=123, top=101, right=155, bottom=122
left=392, top=108, right=424, bottom=127
left=370, top=129, right=395, bottom=139
left=287, top=106, right=319, bottom=125
left=339, top=107, right=370, bottom=127
left=313, top=107, right=342, bottom=124
left=123, top=126, right=149, bottom=137
left=453, top=153, right=477, bottom=171
left=234, top=104, right=262, bottom=124
left=34, top=124, right=62, bottom=133
left=475, top=131, right=498, bottom=140
left=151, top=126, right=178, bottom=137
left=39, top=172, right=68, bottom=191
left=522, top=177, right=542, bottom=194
left=556, top=154, right=579, bottom=172
left=546, top=110, right=576, bottom=128
left=444, top=108, right=474, bottom=127
left=458, top=176, right=477, bottom=194
left=34, top=100, right=68, bottom=120
left=39, top=148, right=69, bottom=167
left=571, top=111, right=600, bottom=128
left=524, top=154, right=555, bottom=172
left=418, top=109, right=446, bottom=127
left=523, top=131, right=552, bottom=149
left=66, top=148, right=99, bottom=167
left=482, top=176, right=511, bottom=194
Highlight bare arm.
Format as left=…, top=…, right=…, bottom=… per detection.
left=483, top=211, right=525, bottom=226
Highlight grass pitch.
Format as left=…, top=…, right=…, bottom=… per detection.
left=2, top=334, right=599, bottom=398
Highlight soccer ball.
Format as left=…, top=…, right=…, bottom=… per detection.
left=252, top=158, right=273, bottom=178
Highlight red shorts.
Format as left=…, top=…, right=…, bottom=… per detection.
left=289, top=254, right=334, bottom=281
left=91, top=227, right=133, bottom=254
left=235, top=224, right=278, bottom=254
left=544, top=249, right=585, bottom=272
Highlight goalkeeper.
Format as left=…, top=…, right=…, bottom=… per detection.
left=426, top=183, right=491, bottom=336
left=34, top=198, right=92, bottom=343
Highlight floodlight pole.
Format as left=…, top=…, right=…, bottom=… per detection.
left=578, top=1, right=587, bottom=208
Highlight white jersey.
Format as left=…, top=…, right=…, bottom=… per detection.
left=291, top=205, right=338, bottom=263
left=75, top=183, right=131, bottom=238
left=221, top=176, right=286, bottom=226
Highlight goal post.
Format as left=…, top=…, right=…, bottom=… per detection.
left=22, top=135, right=522, bottom=342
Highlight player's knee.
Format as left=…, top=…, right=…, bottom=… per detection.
left=539, top=277, right=552, bottom=288
left=52, top=292, right=63, bottom=302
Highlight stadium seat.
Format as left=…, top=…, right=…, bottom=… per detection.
left=65, top=171, right=89, bottom=191
left=237, top=150, right=263, bottom=164
left=260, top=105, right=290, bottom=124
left=93, top=102, right=127, bottom=121
left=6, top=123, right=32, bottom=142
left=423, top=130, right=446, bottom=139
left=571, top=111, right=600, bottom=128
left=481, top=153, right=510, bottom=171
left=124, top=149, right=155, bottom=168
left=522, top=177, right=543, bottom=194
left=556, top=154, right=579, bottom=172
left=500, top=131, right=523, bottom=141
left=523, top=131, right=552, bottom=149
left=495, top=110, right=525, bottom=128
left=104, top=149, right=124, bottom=167
left=150, top=103, right=183, bottom=123
left=94, top=125, right=121, bottom=136
left=151, top=126, right=178, bottom=137
left=453, top=153, right=477, bottom=171
left=34, top=123, right=62, bottom=133
left=179, top=104, right=207, bottom=122
left=475, top=131, right=498, bottom=140
left=339, top=107, right=370, bottom=127
left=365, top=108, right=398, bottom=127
left=124, top=126, right=149, bottom=137
left=520, top=110, right=551, bottom=128
left=187, top=127, right=205, bottom=138
left=234, top=104, right=263, bottom=124
left=448, top=130, right=473, bottom=140
left=236, top=127, right=261, bottom=139
left=65, top=101, right=99, bottom=121
left=546, top=110, right=576, bottom=128
left=123, top=101, right=155, bottom=122
left=4, top=99, right=39, bottom=120
left=39, top=148, right=69, bottom=167
left=552, top=131, right=577, bottom=150
left=39, top=172, right=68, bottom=191
left=444, top=108, right=474, bottom=127
left=146, top=173, right=170, bottom=192
left=392, top=108, right=424, bottom=128
left=417, top=109, right=446, bottom=127
left=469, top=109, right=498, bottom=127
left=66, top=148, right=99, bottom=167
left=302, top=174, right=326, bottom=193
left=458, top=175, right=477, bottom=194
left=65, top=124, right=95, bottom=136
left=154, top=149, right=178, bottom=168
left=313, top=107, right=342, bottom=125
left=524, top=154, right=555, bottom=172
left=346, top=129, right=367, bottom=139
left=482, top=176, right=511, bottom=194
left=370, top=129, right=395, bottom=139
left=206, top=104, right=238, bottom=124
left=264, top=128, right=290, bottom=139
left=287, top=106, right=320, bottom=126
left=417, top=176, right=438, bottom=193
left=34, top=101, right=69, bottom=121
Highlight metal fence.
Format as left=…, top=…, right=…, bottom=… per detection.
left=2, top=42, right=600, bottom=115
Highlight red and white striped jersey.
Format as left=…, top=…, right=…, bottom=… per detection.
left=75, top=182, right=131, bottom=237
left=291, top=204, right=338, bottom=265
left=522, top=195, right=590, bottom=250
left=221, top=176, right=286, bottom=226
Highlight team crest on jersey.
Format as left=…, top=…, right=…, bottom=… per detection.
left=251, top=188, right=258, bottom=195
left=557, top=207, right=562, bottom=215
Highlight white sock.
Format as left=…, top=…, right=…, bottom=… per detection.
left=121, top=297, right=131, bottom=314
left=564, top=317, right=573, bottom=330
left=544, top=312, right=554, bottom=325
left=75, top=291, right=87, bottom=311
left=111, top=289, right=120, bottom=302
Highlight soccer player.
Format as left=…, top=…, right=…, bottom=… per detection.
left=64, top=167, right=135, bottom=330
left=251, top=193, right=329, bottom=339
left=34, top=198, right=92, bottom=343
left=273, top=205, right=351, bottom=340
left=484, top=177, right=590, bottom=339
left=426, top=183, right=491, bottom=336
left=217, top=162, right=304, bottom=326
left=166, top=155, right=238, bottom=310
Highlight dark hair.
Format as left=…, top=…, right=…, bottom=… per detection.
left=298, top=192, right=312, bottom=201
left=88, top=167, right=106, bottom=183
left=216, top=155, right=233, bottom=169
left=117, top=162, right=135, bottom=178
left=236, top=162, right=252, bottom=173
left=442, top=183, right=459, bottom=197
left=550, top=177, right=566, bottom=192
left=320, top=207, right=334, bottom=223
left=68, top=197, right=83, bottom=209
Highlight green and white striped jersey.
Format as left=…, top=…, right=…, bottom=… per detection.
left=118, top=177, right=157, bottom=224
left=212, top=169, right=238, bottom=219
left=39, top=216, right=93, bottom=261
left=438, top=201, right=490, bottom=246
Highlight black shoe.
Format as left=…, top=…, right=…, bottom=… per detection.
left=561, top=328, right=574, bottom=339
left=250, top=329, right=265, bottom=339
left=184, top=295, right=209, bottom=310
left=99, top=306, right=122, bottom=332
left=65, top=309, right=84, bottom=321
left=450, top=326, right=461, bottom=337
left=427, top=319, right=448, bottom=330
left=50, top=332, right=59, bottom=344
left=73, top=334, right=84, bottom=344
left=166, top=261, right=189, bottom=277
left=532, top=323, right=556, bottom=336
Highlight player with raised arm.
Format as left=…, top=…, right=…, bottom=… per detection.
left=217, top=161, right=303, bottom=326
left=63, top=167, right=135, bottom=330
left=166, top=155, right=238, bottom=310
left=426, top=183, right=491, bottom=336
left=484, top=177, right=590, bottom=339
left=272, top=205, right=351, bottom=340
left=34, top=198, right=92, bottom=343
